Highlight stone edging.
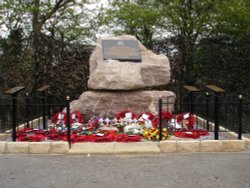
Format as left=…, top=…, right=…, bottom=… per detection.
left=0, top=139, right=249, bottom=155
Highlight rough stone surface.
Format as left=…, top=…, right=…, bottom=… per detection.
left=223, top=140, right=245, bottom=152
left=160, top=141, right=177, bottom=153
left=7, top=142, right=29, bottom=154
left=74, top=90, right=175, bottom=116
left=0, top=142, right=6, bottom=153
left=177, top=140, right=200, bottom=152
left=114, top=142, right=160, bottom=154
left=69, top=100, right=81, bottom=112
left=68, top=143, right=114, bottom=154
left=200, top=140, right=223, bottom=152
left=88, top=35, right=171, bottom=90
left=244, top=139, right=250, bottom=150
left=29, top=142, right=51, bottom=154
left=51, top=142, right=69, bottom=154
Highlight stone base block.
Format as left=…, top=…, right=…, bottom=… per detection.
left=114, top=142, right=160, bottom=154
left=244, top=139, right=250, bottom=150
left=68, top=143, right=114, bottom=154
left=160, top=141, right=177, bottom=153
left=0, top=142, right=6, bottom=153
left=0, top=134, right=7, bottom=141
left=201, top=140, right=223, bottom=152
left=223, top=140, right=245, bottom=152
left=29, top=142, right=51, bottom=154
left=51, top=142, right=69, bottom=154
left=177, top=140, right=200, bottom=152
left=74, top=90, right=175, bottom=117
left=7, top=142, right=29, bottom=154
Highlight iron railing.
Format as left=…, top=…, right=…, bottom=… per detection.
left=0, top=87, right=71, bottom=147
left=1, top=85, right=249, bottom=146
left=159, top=92, right=249, bottom=140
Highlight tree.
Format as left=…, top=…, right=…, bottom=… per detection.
left=0, top=0, right=94, bottom=92
left=154, top=0, right=222, bottom=84
left=98, top=0, right=222, bottom=83
left=31, top=0, right=88, bottom=89
left=195, top=0, right=250, bottom=94
left=0, top=28, right=34, bottom=89
left=98, top=0, right=163, bottom=48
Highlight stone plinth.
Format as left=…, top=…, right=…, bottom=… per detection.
left=70, top=90, right=175, bottom=116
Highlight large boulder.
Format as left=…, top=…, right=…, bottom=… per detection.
left=70, top=90, right=176, bottom=117
left=88, top=35, right=171, bottom=90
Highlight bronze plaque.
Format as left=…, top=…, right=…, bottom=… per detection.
left=102, top=40, right=142, bottom=62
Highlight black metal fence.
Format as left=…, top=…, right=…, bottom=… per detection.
left=0, top=86, right=72, bottom=147
left=1, top=85, right=249, bottom=146
left=159, top=86, right=250, bottom=140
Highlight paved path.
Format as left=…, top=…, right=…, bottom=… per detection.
left=0, top=153, right=250, bottom=188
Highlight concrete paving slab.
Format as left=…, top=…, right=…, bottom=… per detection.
left=223, top=140, right=245, bottom=152
left=29, top=142, right=51, bottom=154
left=7, top=142, right=29, bottom=154
left=114, top=142, right=160, bottom=154
left=68, top=142, right=114, bottom=154
left=51, top=142, right=69, bottom=154
left=177, top=140, right=200, bottom=152
left=160, top=140, right=177, bottom=153
left=200, top=140, right=223, bottom=152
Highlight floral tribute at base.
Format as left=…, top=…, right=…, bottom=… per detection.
left=17, top=110, right=209, bottom=143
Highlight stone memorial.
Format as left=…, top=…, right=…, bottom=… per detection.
left=88, top=35, right=171, bottom=90
left=70, top=35, right=176, bottom=117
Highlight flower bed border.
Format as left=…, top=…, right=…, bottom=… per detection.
left=0, top=137, right=249, bottom=154
left=1, top=113, right=249, bottom=154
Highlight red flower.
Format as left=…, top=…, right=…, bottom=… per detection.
left=161, top=111, right=174, bottom=121
left=176, top=113, right=195, bottom=130
left=115, top=134, right=141, bottom=142
left=32, top=134, right=46, bottom=142
left=138, top=112, right=155, bottom=121
left=17, top=133, right=45, bottom=142
left=153, top=111, right=173, bottom=128
left=116, top=110, right=137, bottom=120
left=174, top=129, right=208, bottom=139
left=51, top=112, right=67, bottom=124
left=70, top=111, right=84, bottom=124
left=152, top=118, right=159, bottom=128
left=174, top=131, right=200, bottom=139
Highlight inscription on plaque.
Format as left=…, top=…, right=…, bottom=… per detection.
left=102, top=40, right=142, bottom=62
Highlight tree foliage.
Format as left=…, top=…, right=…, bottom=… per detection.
left=0, top=0, right=250, bottom=97
left=0, top=0, right=95, bottom=97
left=98, top=0, right=163, bottom=48
left=100, top=0, right=250, bottom=93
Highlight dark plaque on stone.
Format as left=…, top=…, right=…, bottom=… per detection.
left=102, top=40, right=142, bottom=62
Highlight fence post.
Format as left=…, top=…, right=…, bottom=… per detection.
left=205, top=92, right=210, bottom=130
left=214, top=94, right=219, bottom=140
left=4, top=86, right=25, bottom=142
left=47, top=93, right=51, bottom=120
left=25, top=92, right=30, bottom=128
left=66, top=96, right=71, bottom=148
left=12, top=95, right=17, bottom=141
left=159, top=98, right=163, bottom=141
left=205, top=85, right=225, bottom=140
left=37, top=85, right=50, bottom=130
left=238, top=95, right=243, bottom=140
left=183, top=86, right=200, bottom=114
